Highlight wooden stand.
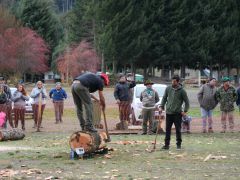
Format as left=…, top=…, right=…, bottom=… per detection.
left=0, top=128, right=25, bottom=141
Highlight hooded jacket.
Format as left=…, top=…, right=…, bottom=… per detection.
left=197, top=83, right=218, bottom=110
left=160, top=84, right=189, bottom=114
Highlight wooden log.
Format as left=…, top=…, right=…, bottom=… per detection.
left=69, top=131, right=107, bottom=154
left=0, top=128, right=25, bottom=141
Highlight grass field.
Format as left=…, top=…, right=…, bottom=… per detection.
left=0, top=132, right=240, bottom=179
left=1, top=86, right=240, bottom=179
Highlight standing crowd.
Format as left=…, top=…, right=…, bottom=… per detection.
left=0, top=78, right=67, bottom=132
left=0, top=72, right=239, bottom=150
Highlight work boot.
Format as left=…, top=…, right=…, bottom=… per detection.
left=202, top=129, right=207, bottom=133
left=161, top=145, right=169, bottom=150
left=148, top=131, right=154, bottom=135
left=85, top=125, right=97, bottom=132
left=220, top=129, right=226, bottom=133
left=208, top=128, right=214, bottom=133
left=177, top=145, right=181, bottom=150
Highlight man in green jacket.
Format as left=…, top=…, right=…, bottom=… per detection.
left=216, top=77, right=237, bottom=133
left=159, top=75, right=190, bottom=150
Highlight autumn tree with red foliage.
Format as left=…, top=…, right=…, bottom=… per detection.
left=0, top=6, right=49, bottom=79
left=57, top=41, right=100, bottom=80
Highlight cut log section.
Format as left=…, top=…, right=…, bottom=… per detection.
left=69, top=131, right=108, bottom=154
left=0, top=128, right=25, bottom=141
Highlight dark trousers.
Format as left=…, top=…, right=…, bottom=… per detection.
left=71, top=82, right=93, bottom=129
left=142, top=108, right=154, bottom=133
left=164, top=113, right=182, bottom=146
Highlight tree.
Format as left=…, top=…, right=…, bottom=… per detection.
left=0, top=27, right=49, bottom=79
left=67, top=0, right=94, bottom=43
left=57, top=40, right=100, bottom=80
left=20, top=0, right=63, bottom=65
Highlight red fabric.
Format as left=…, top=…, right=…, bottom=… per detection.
left=100, top=73, right=109, bottom=86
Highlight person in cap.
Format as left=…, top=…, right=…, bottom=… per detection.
left=71, top=72, right=107, bottom=132
left=0, top=76, right=13, bottom=128
left=140, top=80, right=159, bottom=135
left=30, top=81, right=48, bottom=132
left=49, top=82, right=67, bottom=124
left=114, top=74, right=136, bottom=130
left=216, top=77, right=237, bottom=133
left=159, top=75, right=189, bottom=150
left=197, top=78, right=218, bottom=133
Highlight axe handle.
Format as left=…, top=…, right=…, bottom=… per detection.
left=102, top=109, right=111, bottom=142
left=153, top=111, right=162, bottom=150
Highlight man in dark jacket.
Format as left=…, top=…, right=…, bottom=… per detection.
left=71, top=72, right=107, bottom=132
left=197, top=78, right=218, bottom=133
left=49, top=82, right=67, bottom=124
left=114, top=75, right=135, bottom=130
left=159, top=75, right=189, bottom=150
left=0, top=76, right=13, bottom=128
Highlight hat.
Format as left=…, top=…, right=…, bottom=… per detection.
left=222, top=77, right=230, bottom=82
left=144, top=79, right=154, bottom=85
left=0, top=77, right=5, bottom=81
left=209, top=77, right=216, bottom=82
left=56, top=82, right=61, bottom=86
left=100, top=74, right=109, bottom=86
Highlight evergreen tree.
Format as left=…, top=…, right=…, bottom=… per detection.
left=21, top=0, right=62, bottom=51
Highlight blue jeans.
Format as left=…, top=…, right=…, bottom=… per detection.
left=201, top=108, right=213, bottom=129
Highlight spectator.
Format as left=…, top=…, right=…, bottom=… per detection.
left=140, top=79, right=159, bottom=135
left=0, top=85, right=8, bottom=128
left=114, top=75, right=136, bottom=130
left=30, top=81, right=47, bottom=132
left=197, top=78, right=218, bottom=133
left=12, top=84, right=29, bottom=130
left=236, top=85, right=240, bottom=111
left=159, top=75, right=189, bottom=150
left=71, top=72, right=107, bottom=132
left=216, top=77, right=237, bottom=133
left=0, top=76, right=13, bottom=128
left=49, top=82, right=67, bottom=124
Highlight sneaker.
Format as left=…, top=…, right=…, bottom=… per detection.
left=141, top=132, right=147, bottom=135
left=208, top=129, right=214, bottom=133
left=161, top=145, right=169, bottom=150
left=177, top=145, right=181, bottom=150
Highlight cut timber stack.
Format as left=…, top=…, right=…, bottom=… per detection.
left=69, top=131, right=107, bottom=154
left=0, top=128, right=25, bottom=141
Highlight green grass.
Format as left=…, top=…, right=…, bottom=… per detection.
left=188, top=107, right=239, bottom=118
left=0, top=132, right=240, bottom=179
